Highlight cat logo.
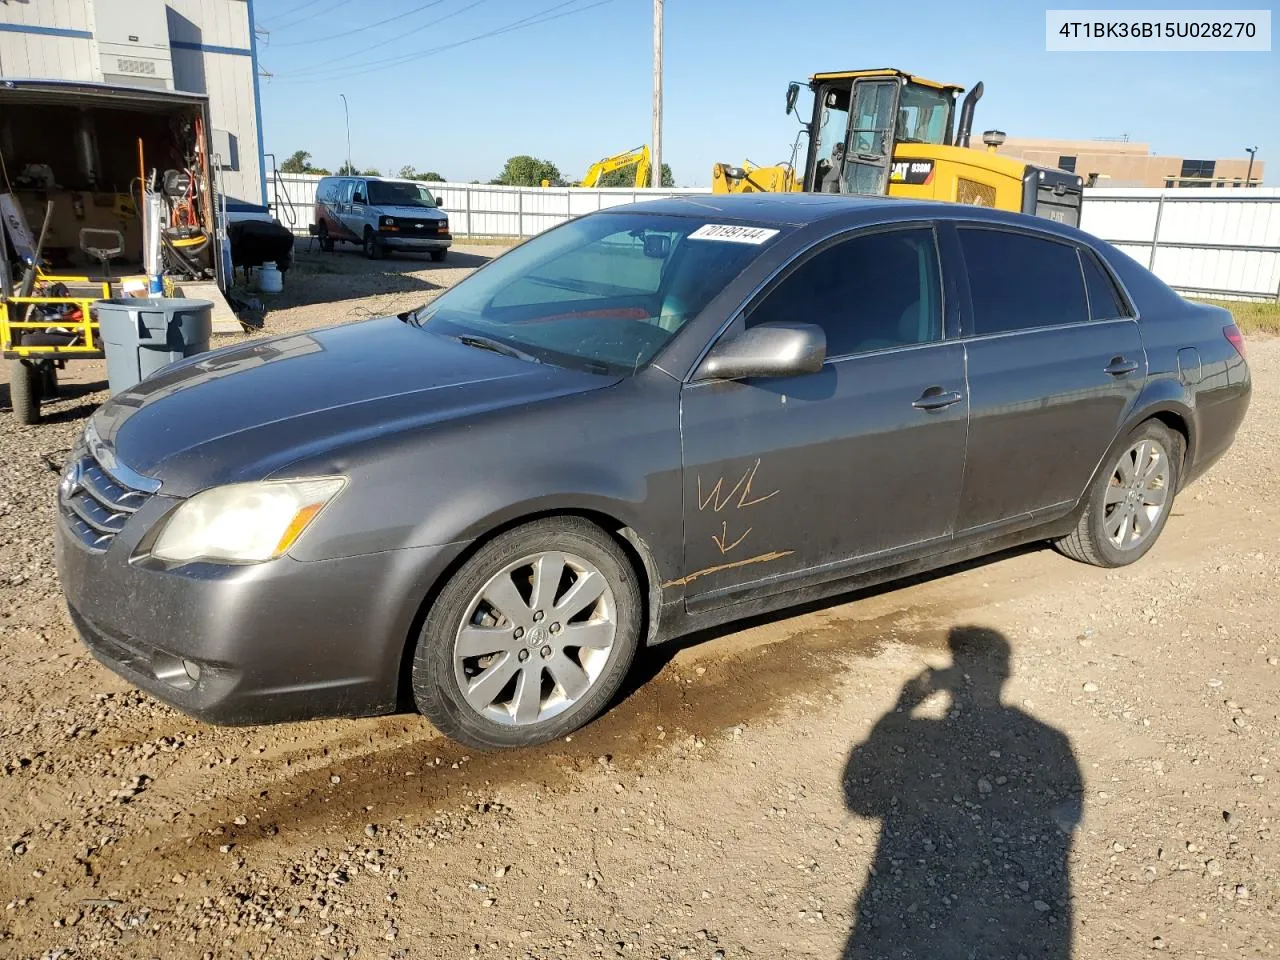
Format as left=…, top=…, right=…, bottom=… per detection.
left=889, top=160, right=935, bottom=186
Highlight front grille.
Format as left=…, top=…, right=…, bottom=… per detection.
left=59, top=451, right=153, bottom=552
left=396, top=220, right=448, bottom=238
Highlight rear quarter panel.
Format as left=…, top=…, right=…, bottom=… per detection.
left=1103, top=244, right=1251, bottom=485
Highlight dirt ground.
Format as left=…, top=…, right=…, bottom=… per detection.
left=0, top=246, right=1276, bottom=960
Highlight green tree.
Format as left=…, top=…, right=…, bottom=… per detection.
left=280, top=149, right=311, bottom=173
left=337, top=161, right=358, bottom=175
left=279, top=150, right=330, bottom=175
left=492, top=155, right=563, bottom=187
left=398, top=165, right=446, bottom=182
left=596, top=162, right=674, bottom=188
left=361, top=167, right=381, bottom=176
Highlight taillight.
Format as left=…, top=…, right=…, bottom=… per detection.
left=1224, top=324, right=1246, bottom=359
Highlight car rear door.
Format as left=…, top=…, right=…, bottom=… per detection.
left=948, top=222, right=1145, bottom=534
left=678, top=224, right=969, bottom=612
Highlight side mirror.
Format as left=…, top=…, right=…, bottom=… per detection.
left=695, top=322, right=825, bottom=381
left=352, top=193, right=365, bottom=204
left=785, top=82, right=801, bottom=116
left=642, top=233, right=671, bottom=258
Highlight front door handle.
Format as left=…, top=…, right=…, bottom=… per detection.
left=1105, top=357, right=1140, bottom=376
left=912, top=388, right=964, bottom=412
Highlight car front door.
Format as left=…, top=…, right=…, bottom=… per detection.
left=678, top=224, right=969, bottom=612
left=341, top=179, right=367, bottom=239
left=949, top=223, right=1146, bottom=534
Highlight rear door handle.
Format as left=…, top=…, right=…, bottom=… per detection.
left=1105, top=357, right=1140, bottom=376
left=912, top=388, right=964, bottom=412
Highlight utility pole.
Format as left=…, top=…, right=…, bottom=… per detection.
left=1245, top=146, right=1258, bottom=187
left=651, top=0, right=663, bottom=189
left=340, top=93, right=352, bottom=174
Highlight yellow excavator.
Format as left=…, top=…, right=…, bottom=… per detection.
left=712, top=68, right=1084, bottom=226
left=580, top=145, right=653, bottom=188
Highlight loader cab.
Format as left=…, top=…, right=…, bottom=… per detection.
left=794, top=69, right=961, bottom=195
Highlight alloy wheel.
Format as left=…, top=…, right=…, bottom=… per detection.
left=453, top=551, right=617, bottom=726
left=1104, top=438, right=1171, bottom=550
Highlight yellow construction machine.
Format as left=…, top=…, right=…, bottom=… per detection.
left=580, top=146, right=653, bottom=188
left=712, top=68, right=1084, bottom=225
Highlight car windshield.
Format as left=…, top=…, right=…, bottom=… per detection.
left=413, top=213, right=781, bottom=375
left=367, top=181, right=436, bottom=207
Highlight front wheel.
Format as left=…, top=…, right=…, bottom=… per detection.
left=1054, top=419, right=1182, bottom=567
left=362, top=228, right=384, bottom=260
left=411, top=517, right=642, bottom=749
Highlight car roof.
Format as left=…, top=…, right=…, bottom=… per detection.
left=599, top=192, right=1095, bottom=243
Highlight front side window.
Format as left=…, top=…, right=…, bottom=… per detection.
left=415, top=214, right=778, bottom=375
left=747, top=227, right=942, bottom=357
left=367, top=180, right=437, bottom=208
left=958, top=228, right=1089, bottom=335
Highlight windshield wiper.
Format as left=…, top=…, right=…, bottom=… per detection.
left=453, top=334, right=539, bottom=364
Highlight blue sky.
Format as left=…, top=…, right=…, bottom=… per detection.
left=254, top=0, right=1278, bottom=185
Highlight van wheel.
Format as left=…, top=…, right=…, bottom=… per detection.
left=411, top=517, right=642, bottom=749
left=317, top=222, right=334, bottom=252
left=1054, top=419, right=1182, bottom=567
left=430, top=249, right=447, bottom=263
left=363, top=228, right=384, bottom=260
left=8, top=359, right=40, bottom=425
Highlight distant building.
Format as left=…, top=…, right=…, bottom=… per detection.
left=994, top=137, right=1263, bottom=189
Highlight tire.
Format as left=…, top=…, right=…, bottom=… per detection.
left=363, top=228, right=384, bottom=260
left=8, top=358, right=40, bottom=425
left=429, top=249, right=447, bottom=263
left=412, top=517, right=642, bottom=749
left=1054, top=419, right=1182, bottom=568
left=317, top=222, right=334, bottom=253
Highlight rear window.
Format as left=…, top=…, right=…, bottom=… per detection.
left=959, top=228, right=1089, bottom=335
left=1079, top=249, right=1131, bottom=321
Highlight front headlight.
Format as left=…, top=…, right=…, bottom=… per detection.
left=151, top=477, right=346, bottom=563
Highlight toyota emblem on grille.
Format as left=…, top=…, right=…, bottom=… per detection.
left=60, top=459, right=81, bottom=501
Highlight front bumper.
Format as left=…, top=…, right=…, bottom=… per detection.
left=379, top=231, right=451, bottom=251
left=55, top=492, right=466, bottom=725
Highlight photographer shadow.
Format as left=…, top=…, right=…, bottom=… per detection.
left=842, top=626, right=1083, bottom=960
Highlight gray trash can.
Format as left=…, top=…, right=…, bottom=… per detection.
left=96, top=297, right=214, bottom=395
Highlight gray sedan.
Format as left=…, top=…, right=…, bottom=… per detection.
left=55, top=195, right=1250, bottom=749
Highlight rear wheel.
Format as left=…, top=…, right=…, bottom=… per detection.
left=411, top=517, right=642, bottom=749
left=429, top=249, right=447, bottom=263
left=8, top=358, right=40, bottom=425
left=363, top=228, right=384, bottom=260
left=317, top=222, right=334, bottom=252
left=1054, top=419, right=1181, bottom=567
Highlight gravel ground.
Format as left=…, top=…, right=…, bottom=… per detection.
left=0, top=250, right=1276, bottom=959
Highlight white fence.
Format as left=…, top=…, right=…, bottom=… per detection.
left=1079, top=188, right=1280, bottom=302
left=267, top=174, right=1280, bottom=302
left=266, top=173, right=706, bottom=240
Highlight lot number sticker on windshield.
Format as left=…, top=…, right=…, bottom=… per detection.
left=688, top=224, right=779, bottom=244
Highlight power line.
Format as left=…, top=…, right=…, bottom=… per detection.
left=272, top=0, right=616, bottom=83
left=272, top=0, right=449, bottom=47
left=279, top=0, right=493, bottom=79
left=259, top=0, right=332, bottom=23
left=263, top=0, right=354, bottom=32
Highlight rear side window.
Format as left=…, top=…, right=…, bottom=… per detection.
left=747, top=227, right=942, bottom=357
left=959, top=228, right=1089, bottom=335
left=1079, top=249, right=1131, bottom=321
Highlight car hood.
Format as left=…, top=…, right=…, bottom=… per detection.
left=93, top=317, right=618, bottom=495
left=375, top=205, right=445, bottom=221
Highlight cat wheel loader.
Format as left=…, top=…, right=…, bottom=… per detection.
left=712, top=68, right=1084, bottom=226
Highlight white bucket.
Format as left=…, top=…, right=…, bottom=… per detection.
left=258, top=261, right=283, bottom=294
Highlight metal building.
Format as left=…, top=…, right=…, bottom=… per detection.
left=0, top=0, right=266, bottom=211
